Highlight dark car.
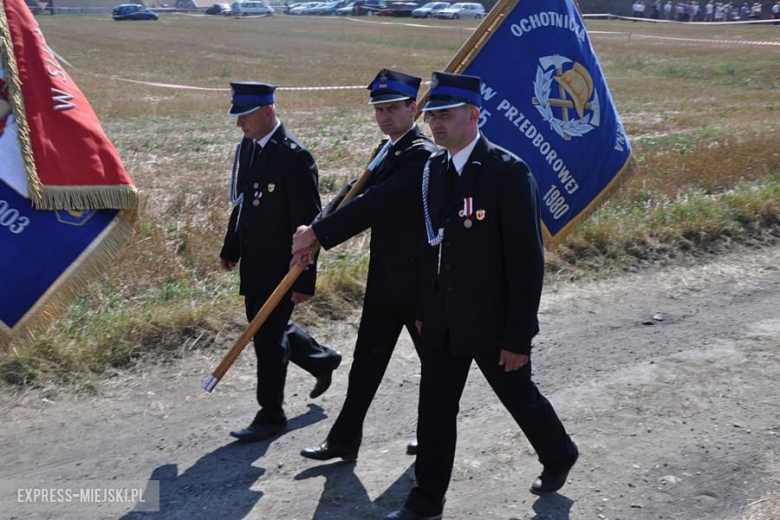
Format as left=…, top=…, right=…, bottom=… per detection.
left=353, top=0, right=386, bottom=15
left=205, top=2, right=231, bottom=14
left=313, top=0, right=347, bottom=14
left=112, top=4, right=159, bottom=20
left=378, top=1, right=420, bottom=16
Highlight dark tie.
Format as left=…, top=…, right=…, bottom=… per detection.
left=251, top=141, right=263, bottom=167
left=440, top=158, right=458, bottom=222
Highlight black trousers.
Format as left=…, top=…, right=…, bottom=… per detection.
left=327, top=300, right=421, bottom=449
left=405, top=340, right=577, bottom=515
left=244, top=295, right=341, bottom=423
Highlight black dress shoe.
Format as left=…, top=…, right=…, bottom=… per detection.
left=530, top=448, right=579, bottom=495
left=383, top=507, right=442, bottom=520
left=406, top=439, right=418, bottom=455
left=300, top=439, right=357, bottom=462
left=230, top=421, right=287, bottom=442
left=310, top=352, right=342, bottom=399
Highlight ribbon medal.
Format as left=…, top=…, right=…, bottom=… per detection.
left=463, top=197, right=473, bottom=229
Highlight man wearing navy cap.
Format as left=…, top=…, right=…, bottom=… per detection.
left=384, top=72, right=578, bottom=520
left=291, top=69, right=437, bottom=462
left=220, top=81, right=342, bottom=442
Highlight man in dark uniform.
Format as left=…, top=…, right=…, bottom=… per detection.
left=384, top=72, right=579, bottom=520
left=220, top=82, right=342, bottom=442
left=290, top=69, right=438, bottom=461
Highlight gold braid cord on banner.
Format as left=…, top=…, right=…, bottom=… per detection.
left=0, top=0, right=40, bottom=204
left=0, top=2, right=137, bottom=349
left=416, top=0, right=637, bottom=249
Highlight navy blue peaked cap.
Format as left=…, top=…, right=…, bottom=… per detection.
left=368, top=69, right=422, bottom=105
left=229, top=82, right=277, bottom=116
left=421, top=71, right=482, bottom=111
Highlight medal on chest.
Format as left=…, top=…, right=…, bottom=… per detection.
left=461, top=197, right=474, bottom=228
left=251, top=183, right=263, bottom=207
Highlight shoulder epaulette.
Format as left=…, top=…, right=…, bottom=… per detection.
left=491, top=143, right=521, bottom=164
left=279, top=137, right=299, bottom=151
left=404, top=138, right=438, bottom=155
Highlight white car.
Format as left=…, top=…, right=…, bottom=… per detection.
left=436, top=1, right=484, bottom=19
left=289, top=1, right=321, bottom=14
left=231, top=1, right=275, bottom=16
left=411, top=1, right=449, bottom=18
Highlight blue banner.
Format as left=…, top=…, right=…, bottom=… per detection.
left=463, top=0, right=633, bottom=244
left=0, top=180, right=119, bottom=334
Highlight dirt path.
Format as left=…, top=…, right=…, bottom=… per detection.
left=2, top=245, right=779, bottom=520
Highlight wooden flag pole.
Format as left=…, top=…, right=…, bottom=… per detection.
left=203, top=141, right=390, bottom=392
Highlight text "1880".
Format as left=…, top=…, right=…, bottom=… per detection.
left=0, top=199, right=31, bottom=234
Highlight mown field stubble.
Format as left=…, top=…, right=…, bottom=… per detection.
left=2, top=15, right=778, bottom=387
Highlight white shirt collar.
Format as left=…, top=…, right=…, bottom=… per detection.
left=447, top=132, right=481, bottom=177
left=255, top=119, right=281, bottom=149
left=389, top=124, right=415, bottom=146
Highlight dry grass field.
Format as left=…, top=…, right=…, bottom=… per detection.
left=2, top=14, right=778, bottom=386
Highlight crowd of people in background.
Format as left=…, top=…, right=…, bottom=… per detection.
left=631, top=1, right=780, bottom=21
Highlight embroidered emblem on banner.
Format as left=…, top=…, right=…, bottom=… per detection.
left=55, top=210, right=96, bottom=226
left=532, top=55, right=601, bottom=141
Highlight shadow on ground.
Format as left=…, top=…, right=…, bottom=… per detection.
left=295, top=460, right=416, bottom=519
left=121, top=404, right=327, bottom=520
left=527, top=493, right=574, bottom=520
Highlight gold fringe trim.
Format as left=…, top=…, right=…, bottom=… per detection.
left=0, top=0, right=42, bottom=205
left=39, top=185, right=139, bottom=211
left=543, top=154, right=638, bottom=250
left=0, top=209, right=137, bottom=350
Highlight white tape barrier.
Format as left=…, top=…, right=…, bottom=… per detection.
left=583, top=13, right=780, bottom=25
left=629, top=32, right=780, bottom=46
left=338, top=14, right=779, bottom=46
left=343, top=16, right=476, bottom=30
left=101, top=75, right=367, bottom=91
left=589, top=29, right=780, bottom=46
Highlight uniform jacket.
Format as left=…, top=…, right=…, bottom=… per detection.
left=313, top=125, right=437, bottom=306
left=417, top=134, right=544, bottom=356
left=220, top=124, right=321, bottom=298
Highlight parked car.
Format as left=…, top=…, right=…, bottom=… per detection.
left=283, top=1, right=305, bottom=13
left=353, top=0, right=385, bottom=15
left=288, top=1, right=321, bottom=14
left=378, top=1, right=421, bottom=16
left=436, top=1, right=483, bottom=18
left=411, top=1, right=448, bottom=17
left=230, top=1, right=275, bottom=16
left=205, top=2, right=231, bottom=14
left=313, top=0, right=346, bottom=14
left=112, top=4, right=159, bottom=20
left=334, top=1, right=355, bottom=14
